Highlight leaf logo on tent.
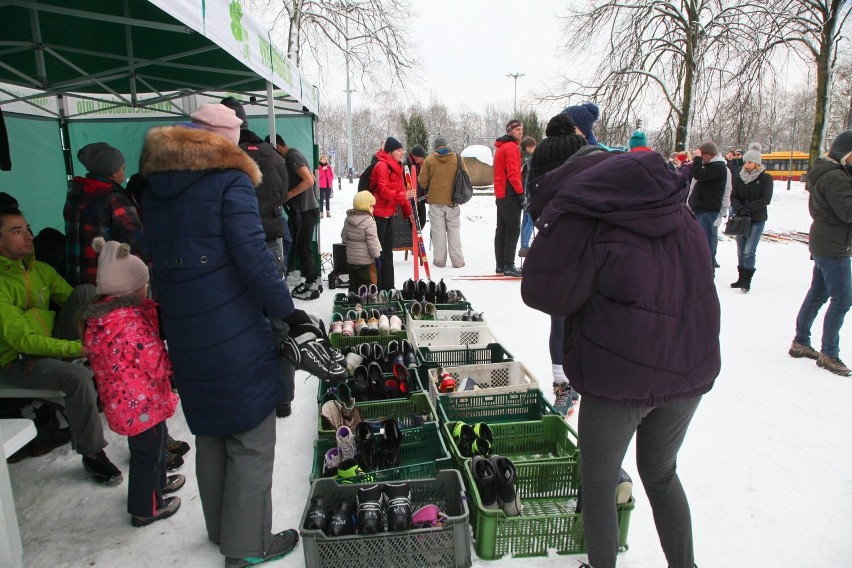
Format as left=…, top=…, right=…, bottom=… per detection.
left=229, top=0, right=247, bottom=42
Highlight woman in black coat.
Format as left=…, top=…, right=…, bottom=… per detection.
left=730, top=143, right=773, bottom=292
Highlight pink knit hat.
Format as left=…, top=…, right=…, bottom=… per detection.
left=92, top=237, right=149, bottom=295
left=190, top=103, right=243, bottom=145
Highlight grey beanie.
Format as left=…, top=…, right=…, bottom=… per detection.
left=742, top=143, right=763, bottom=165
left=829, top=129, right=852, bottom=163
left=433, top=136, right=448, bottom=149
left=219, top=96, right=249, bottom=129
left=78, top=143, right=125, bottom=178
left=698, top=140, right=720, bottom=156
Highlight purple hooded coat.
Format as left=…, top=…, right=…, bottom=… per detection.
left=522, top=151, right=721, bottom=408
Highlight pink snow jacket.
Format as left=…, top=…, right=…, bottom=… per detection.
left=82, top=295, right=178, bottom=436
left=318, top=163, right=334, bottom=189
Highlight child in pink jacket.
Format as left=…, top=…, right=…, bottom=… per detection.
left=81, top=237, right=182, bottom=527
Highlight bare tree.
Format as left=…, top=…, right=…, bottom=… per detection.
left=771, top=0, right=851, bottom=162
left=555, top=0, right=776, bottom=151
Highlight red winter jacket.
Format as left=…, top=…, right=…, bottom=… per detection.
left=493, top=135, right=523, bottom=199
left=370, top=150, right=413, bottom=219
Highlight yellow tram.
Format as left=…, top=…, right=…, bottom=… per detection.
left=760, top=151, right=809, bottom=181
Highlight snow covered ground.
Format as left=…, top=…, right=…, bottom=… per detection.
left=7, top=177, right=851, bottom=567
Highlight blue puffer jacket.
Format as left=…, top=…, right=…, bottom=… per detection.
left=522, top=151, right=721, bottom=408
left=140, top=125, right=295, bottom=436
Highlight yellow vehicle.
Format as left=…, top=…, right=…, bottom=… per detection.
left=760, top=151, right=809, bottom=181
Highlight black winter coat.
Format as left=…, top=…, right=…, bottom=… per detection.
left=238, top=129, right=291, bottom=241
left=805, top=158, right=852, bottom=257
left=731, top=170, right=773, bottom=223
left=688, top=156, right=728, bottom=212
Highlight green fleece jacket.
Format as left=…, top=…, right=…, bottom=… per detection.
left=0, top=253, right=81, bottom=366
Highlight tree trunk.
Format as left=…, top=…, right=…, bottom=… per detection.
left=288, top=0, right=303, bottom=64
left=808, top=0, right=840, bottom=165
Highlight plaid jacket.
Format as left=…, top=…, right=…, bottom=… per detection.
left=63, top=175, right=150, bottom=287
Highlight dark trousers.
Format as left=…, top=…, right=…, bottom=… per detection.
left=127, top=421, right=167, bottom=517
left=348, top=264, right=376, bottom=293
left=319, top=188, right=331, bottom=213
left=578, top=396, right=701, bottom=568
left=495, top=196, right=522, bottom=268
left=375, top=216, right=396, bottom=291
left=295, top=208, right=319, bottom=281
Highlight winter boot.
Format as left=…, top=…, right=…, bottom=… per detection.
left=490, top=455, right=521, bottom=516
left=355, top=421, right=377, bottom=471
left=739, top=267, right=755, bottom=292
left=616, top=469, right=633, bottom=505
left=380, top=419, right=402, bottom=468
left=503, top=264, right=522, bottom=277
left=816, top=353, right=852, bottom=377
left=326, top=497, right=357, bottom=536
left=303, top=496, right=332, bottom=531
left=356, top=484, right=384, bottom=534
left=384, top=483, right=413, bottom=531
left=730, top=266, right=745, bottom=288
left=471, top=455, right=500, bottom=510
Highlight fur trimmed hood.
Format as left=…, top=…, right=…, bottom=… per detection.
left=80, top=294, right=151, bottom=320
left=140, top=125, right=262, bottom=187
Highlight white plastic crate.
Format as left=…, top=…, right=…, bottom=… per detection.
left=426, top=361, right=538, bottom=409
left=406, top=310, right=487, bottom=328
left=408, top=322, right=499, bottom=351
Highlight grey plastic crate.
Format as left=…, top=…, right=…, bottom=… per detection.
left=300, top=470, right=472, bottom=568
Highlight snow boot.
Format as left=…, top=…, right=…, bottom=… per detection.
left=384, top=483, right=413, bottom=531
left=355, top=421, right=377, bottom=471
left=490, top=455, right=521, bottom=516
left=471, top=455, right=500, bottom=510
left=303, top=496, right=331, bottom=531
left=730, top=266, right=744, bottom=288
left=380, top=418, right=402, bottom=468
left=740, top=267, right=755, bottom=292
left=356, top=484, right=384, bottom=534
left=326, top=497, right=356, bottom=536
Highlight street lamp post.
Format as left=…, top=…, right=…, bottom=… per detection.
left=506, top=73, right=524, bottom=115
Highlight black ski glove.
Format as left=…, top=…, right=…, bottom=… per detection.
left=283, top=309, right=323, bottom=341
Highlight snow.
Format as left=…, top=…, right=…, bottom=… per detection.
left=461, top=145, right=494, bottom=166
left=8, top=178, right=852, bottom=568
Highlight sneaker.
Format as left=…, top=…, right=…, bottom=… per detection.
left=131, top=496, right=181, bottom=527
left=292, top=279, right=321, bottom=300
left=503, top=265, right=522, bottom=277
left=166, top=436, right=191, bottom=457
left=322, top=448, right=341, bottom=477
left=616, top=469, right=633, bottom=505
left=336, top=426, right=358, bottom=462
left=275, top=402, right=292, bottom=418
left=82, top=450, right=123, bottom=486
left=816, top=353, right=852, bottom=377
left=224, top=529, right=299, bottom=567
left=789, top=341, right=819, bottom=360
left=162, top=474, right=186, bottom=494
left=553, top=380, right=579, bottom=416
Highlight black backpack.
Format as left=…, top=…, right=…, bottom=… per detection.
left=357, top=162, right=377, bottom=193
left=452, top=154, right=473, bottom=205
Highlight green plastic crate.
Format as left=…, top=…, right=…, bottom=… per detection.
left=300, top=470, right=472, bottom=568
left=316, top=370, right=423, bottom=406
left=332, top=300, right=405, bottom=317
left=309, top=422, right=451, bottom=483
left=437, top=389, right=558, bottom=424
left=443, top=415, right=578, bottom=470
left=318, top=392, right=438, bottom=438
left=329, top=330, right=408, bottom=350
left=462, top=458, right=633, bottom=559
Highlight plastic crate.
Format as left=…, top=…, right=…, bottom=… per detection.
left=332, top=300, right=405, bottom=317
left=300, top=470, right=472, bottom=568
left=406, top=316, right=490, bottom=334
left=408, top=324, right=499, bottom=351
left=462, top=458, right=633, bottom=560
left=329, top=330, right=408, bottom=350
left=443, top=416, right=578, bottom=469
left=415, top=344, right=514, bottom=374
left=437, top=389, right=558, bottom=424
left=309, top=422, right=451, bottom=483
left=316, top=372, right=423, bottom=405
left=318, top=392, right=438, bottom=438
left=425, top=361, right=538, bottom=409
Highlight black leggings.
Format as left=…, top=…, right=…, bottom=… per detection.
left=374, top=216, right=396, bottom=291
left=319, top=188, right=331, bottom=212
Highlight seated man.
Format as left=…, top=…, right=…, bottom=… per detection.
left=0, top=207, right=121, bottom=485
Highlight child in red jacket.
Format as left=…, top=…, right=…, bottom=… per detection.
left=80, top=237, right=183, bottom=527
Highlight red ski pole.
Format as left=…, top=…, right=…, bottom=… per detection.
left=404, top=165, right=431, bottom=280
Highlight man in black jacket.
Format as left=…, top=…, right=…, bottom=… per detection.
left=688, top=140, right=728, bottom=268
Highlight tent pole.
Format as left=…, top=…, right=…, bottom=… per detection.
left=56, top=94, right=73, bottom=184
left=266, top=80, right=275, bottom=143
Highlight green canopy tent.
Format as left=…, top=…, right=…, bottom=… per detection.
left=0, top=0, right=321, bottom=254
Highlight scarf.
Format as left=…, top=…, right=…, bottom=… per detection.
left=739, top=164, right=765, bottom=184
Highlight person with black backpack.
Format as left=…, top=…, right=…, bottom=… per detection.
left=418, top=136, right=467, bottom=268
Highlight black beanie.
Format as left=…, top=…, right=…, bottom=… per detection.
left=544, top=114, right=575, bottom=137
left=384, top=137, right=403, bottom=153
left=77, top=142, right=125, bottom=178
left=528, top=132, right=587, bottom=183
left=0, top=192, right=18, bottom=208
left=829, top=129, right=852, bottom=163
left=220, top=96, right=249, bottom=129
left=410, top=144, right=426, bottom=158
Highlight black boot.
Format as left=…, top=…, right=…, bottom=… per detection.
left=471, top=456, right=499, bottom=509
left=356, top=484, right=384, bottom=534
left=355, top=421, right=377, bottom=471
left=326, top=497, right=356, bottom=536
left=380, top=419, right=402, bottom=468
left=303, top=496, right=331, bottom=531
left=490, top=455, right=521, bottom=516
left=740, top=267, right=755, bottom=292
left=384, top=483, right=413, bottom=531
left=730, top=266, right=744, bottom=288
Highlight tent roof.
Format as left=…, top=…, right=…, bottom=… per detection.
left=0, top=0, right=319, bottom=116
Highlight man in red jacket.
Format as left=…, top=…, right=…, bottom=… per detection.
left=493, top=119, right=525, bottom=277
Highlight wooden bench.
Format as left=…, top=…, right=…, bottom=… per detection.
left=0, top=418, right=37, bottom=568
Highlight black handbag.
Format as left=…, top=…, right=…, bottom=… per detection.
left=723, top=214, right=752, bottom=236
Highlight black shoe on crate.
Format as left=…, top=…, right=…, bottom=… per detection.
left=355, top=422, right=377, bottom=471
left=380, top=419, right=402, bottom=468
left=471, top=456, right=499, bottom=510
left=402, top=279, right=416, bottom=300
left=356, top=484, right=384, bottom=534
left=416, top=279, right=429, bottom=301
left=327, top=497, right=357, bottom=536
left=303, top=496, right=332, bottom=531
left=384, top=483, right=413, bottom=532
left=367, top=361, right=386, bottom=401
left=490, top=455, right=521, bottom=517
left=352, top=366, right=371, bottom=402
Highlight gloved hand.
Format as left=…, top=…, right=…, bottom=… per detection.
left=516, top=192, right=526, bottom=209
left=283, top=309, right=323, bottom=341
left=738, top=207, right=751, bottom=216
left=280, top=310, right=347, bottom=383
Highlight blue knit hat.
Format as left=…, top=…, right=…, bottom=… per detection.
left=628, top=130, right=647, bottom=149
left=562, top=102, right=600, bottom=146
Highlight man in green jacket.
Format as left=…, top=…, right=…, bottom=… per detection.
left=0, top=207, right=121, bottom=484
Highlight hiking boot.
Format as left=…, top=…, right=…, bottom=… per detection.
left=131, top=496, right=181, bottom=527
left=471, top=455, right=499, bottom=510
left=275, top=402, right=292, bottom=418
left=616, top=469, right=633, bottom=505
left=356, top=484, right=384, bottom=534
left=224, top=529, right=299, bottom=567
left=495, top=263, right=504, bottom=274
left=162, top=474, right=186, bottom=495
left=553, top=380, right=580, bottom=416
left=326, top=497, right=356, bottom=536
left=384, top=483, right=413, bottom=532
left=789, top=341, right=819, bottom=360
left=503, top=265, right=522, bottom=277
left=83, top=450, right=123, bottom=486
left=816, top=353, right=852, bottom=377
left=166, top=452, right=184, bottom=471
left=165, top=436, right=191, bottom=457
left=490, top=455, right=521, bottom=516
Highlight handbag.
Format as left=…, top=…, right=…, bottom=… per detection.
left=723, top=214, right=752, bottom=237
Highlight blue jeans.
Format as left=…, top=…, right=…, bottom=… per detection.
left=520, top=209, right=534, bottom=249
left=694, top=212, right=719, bottom=267
left=735, top=220, right=765, bottom=269
left=794, top=256, right=851, bottom=358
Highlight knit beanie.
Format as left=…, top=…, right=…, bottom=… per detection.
left=353, top=191, right=376, bottom=212
left=411, top=144, right=427, bottom=158
left=219, top=96, right=249, bottom=129
left=506, top=119, right=523, bottom=133
left=92, top=237, right=148, bottom=295
left=433, top=137, right=448, bottom=149
left=78, top=143, right=125, bottom=178
left=829, top=129, right=852, bottom=163
left=190, top=103, right=243, bottom=145
left=742, top=143, right=763, bottom=165
left=561, top=102, right=600, bottom=145
left=698, top=140, right=720, bottom=156
left=528, top=131, right=587, bottom=182
left=628, top=130, right=647, bottom=149
left=544, top=114, right=575, bottom=137
left=383, top=137, right=403, bottom=153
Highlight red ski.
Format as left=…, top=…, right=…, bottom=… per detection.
left=404, top=165, right=431, bottom=280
